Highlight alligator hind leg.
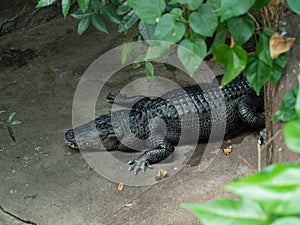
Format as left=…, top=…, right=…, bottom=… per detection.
left=237, top=95, right=266, bottom=144
left=237, top=95, right=265, bottom=130
left=106, top=92, right=150, bottom=108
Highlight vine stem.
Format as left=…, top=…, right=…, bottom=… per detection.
left=247, top=11, right=261, bottom=31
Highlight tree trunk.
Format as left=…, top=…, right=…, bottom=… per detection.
left=263, top=3, right=300, bottom=164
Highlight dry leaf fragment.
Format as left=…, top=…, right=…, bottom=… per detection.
left=230, top=36, right=235, bottom=48
left=270, top=33, right=296, bottom=59
left=222, top=145, right=233, bottom=155
left=89, top=165, right=94, bottom=171
left=117, top=183, right=124, bottom=191
left=124, top=203, right=133, bottom=207
left=155, top=169, right=168, bottom=181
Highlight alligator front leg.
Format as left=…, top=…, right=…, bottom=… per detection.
left=128, top=142, right=175, bottom=175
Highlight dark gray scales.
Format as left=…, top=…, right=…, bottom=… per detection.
left=65, top=74, right=265, bottom=174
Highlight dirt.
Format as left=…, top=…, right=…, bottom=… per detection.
left=0, top=17, right=266, bottom=225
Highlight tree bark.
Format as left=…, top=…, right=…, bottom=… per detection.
left=263, top=3, right=300, bottom=164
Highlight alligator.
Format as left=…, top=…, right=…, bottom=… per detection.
left=65, top=74, right=265, bottom=174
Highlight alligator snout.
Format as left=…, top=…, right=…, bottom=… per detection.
left=65, top=129, right=78, bottom=149
left=64, top=113, right=122, bottom=151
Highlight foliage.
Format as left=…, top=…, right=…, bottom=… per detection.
left=273, top=75, right=300, bottom=152
left=36, top=0, right=291, bottom=93
left=283, top=76, right=300, bottom=153
left=0, top=110, right=21, bottom=142
left=182, top=163, right=300, bottom=225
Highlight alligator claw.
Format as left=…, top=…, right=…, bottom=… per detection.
left=106, top=92, right=117, bottom=103
left=257, top=128, right=266, bottom=145
left=128, top=158, right=152, bottom=175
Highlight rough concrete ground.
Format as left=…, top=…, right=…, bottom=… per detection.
left=0, top=17, right=266, bottom=225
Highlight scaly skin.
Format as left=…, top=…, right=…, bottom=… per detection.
left=65, top=74, right=265, bottom=174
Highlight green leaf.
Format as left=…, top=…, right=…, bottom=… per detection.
left=164, top=63, right=176, bottom=71
left=61, top=0, right=70, bottom=17
left=256, top=28, right=275, bottom=67
left=78, top=17, right=90, bottom=35
left=110, top=0, right=125, bottom=6
left=207, top=0, right=221, bottom=9
left=138, top=21, right=155, bottom=41
left=271, top=217, right=300, bottom=225
left=168, top=0, right=187, bottom=4
left=207, top=24, right=227, bottom=54
left=7, top=126, right=16, bottom=142
left=296, top=76, right=300, bottom=117
left=133, top=54, right=145, bottom=69
left=78, top=0, right=90, bottom=13
left=182, top=197, right=268, bottom=225
left=153, top=13, right=185, bottom=43
left=227, top=16, right=255, bottom=45
left=102, top=5, right=121, bottom=24
left=145, top=61, right=154, bottom=79
left=0, top=110, right=6, bottom=115
left=273, top=86, right=298, bottom=122
left=170, top=8, right=183, bottom=18
left=270, top=53, right=287, bottom=84
left=219, top=0, right=256, bottom=22
left=11, top=120, right=22, bottom=126
left=253, top=0, right=271, bottom=10
left=71, top=10, right=93, bottom=20
left=118, top=10, right=139, bottom=33
left=91, top=13, right=108, bottom=33
left=214, top=44, right=247, bottom=86
left=145, top=41, right=171, bottom=60
left=117, top=1, right=131, bottom=15
left=90, top=0, right=102, bottom=11
left=284, top=119, right=300, bottom=152
left=7, top=112, right=16, bottom=124
left=178, top=38, right=207, bottom=76
left=187, top=0, right=203, bottom=10
left=121, top=43, right=133, bottom=64
left=244, top=55, right=272, bottom=95
left=225, top=163, right=300, bottom=215
left=287, top=0, right=300, bottom=15
left=189, top=4, right=218, bottom=37
left=128, top=0, right=166, bottom=24
left=36, top=0, right=56, bottom=8
left=284, top=76, right=300, bottom=152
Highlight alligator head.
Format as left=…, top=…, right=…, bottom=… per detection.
left=64, top=113, right=125, bottom=151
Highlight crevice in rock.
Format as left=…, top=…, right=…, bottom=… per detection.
left=0, top=204, right=37, bottom=225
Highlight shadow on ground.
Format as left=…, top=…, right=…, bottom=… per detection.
left=0, top=18, right=266, bottom=225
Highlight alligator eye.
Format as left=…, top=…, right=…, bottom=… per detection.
left=65, top=129, right=75, bottom=141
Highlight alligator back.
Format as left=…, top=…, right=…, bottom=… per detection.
left=127, top=75, right=262, bottom=145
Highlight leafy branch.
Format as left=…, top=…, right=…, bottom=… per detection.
left=36, top=0, right=295, bottom=94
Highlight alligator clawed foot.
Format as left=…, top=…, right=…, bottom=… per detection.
left=257, top=128, right=266, bottom=145
left=106, top=92, right=117, bottom=103
left=128, top=157, right=153, bottom=175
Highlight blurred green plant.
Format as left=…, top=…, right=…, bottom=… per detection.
left=182, top=163, right=300, bottom=225
left=0, top=110, right=21, bottom=142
